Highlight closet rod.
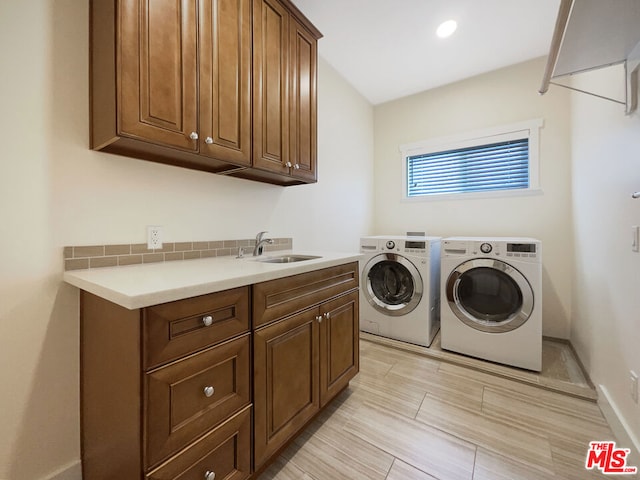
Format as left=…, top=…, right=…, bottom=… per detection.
left=539, top=0, right=574, bottom=95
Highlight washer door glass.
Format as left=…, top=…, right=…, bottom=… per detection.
left=363, top=253, right=423, bottom=316
left=446, top=259, right=533, bottom=332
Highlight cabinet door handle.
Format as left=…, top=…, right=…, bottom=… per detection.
left=316, top=315, right=322, bottom=323
left=203, top=386, right=215, bottom=398
left=285, top=161, right=293, bottom=168
left=294, top=163, right=300, bottom=170
left=189, top=132, right=199, bottom=140
left=204, top=471, right=216, bottom=480
left=324, top=312, right=331, bottom=320
left=205, top=136, right=214, bottom=144
left=202, top=315, right=213, bottom=327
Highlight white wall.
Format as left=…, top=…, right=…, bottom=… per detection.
left=570, top=64, right=640, bottom=452
left=5, top=0, right=638, bottom=476
left=0, top=1, right=374, bottom=478
left=372, top=58, right=573, bottom=338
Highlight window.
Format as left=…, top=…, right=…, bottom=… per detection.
left=401, top=119, right=542, bottom=200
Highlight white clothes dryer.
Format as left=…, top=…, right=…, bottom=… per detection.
left=440, top=237, right=542, bottom=371
left=359, top=235, right=441, bottom=347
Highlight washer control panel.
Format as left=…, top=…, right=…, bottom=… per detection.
left=360, top=236, right=431, bottom=257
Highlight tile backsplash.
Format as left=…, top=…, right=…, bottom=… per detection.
left=64, top=237, right=293, bottom=271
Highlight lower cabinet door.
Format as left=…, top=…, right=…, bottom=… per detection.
left=319, top=291, right=360, bottom=407
left=253, top=308, right=320, bottom=468
left=146, top=405, right=251, bottom=480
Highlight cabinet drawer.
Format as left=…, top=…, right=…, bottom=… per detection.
left=144, top=286, right=249, bottom=369
left=145, top=334, right=251, bottom=468
left=146, top=405, right=251, bottom=480
left=253, top=262, right=359, bottom=327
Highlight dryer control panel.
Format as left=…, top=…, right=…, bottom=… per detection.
left=442, top=237, right=541, bottom=263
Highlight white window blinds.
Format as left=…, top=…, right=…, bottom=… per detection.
left=406, top=138, right=530, bottom=197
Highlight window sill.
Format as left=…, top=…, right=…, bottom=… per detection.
left=401, top=188, right=544, bottom=203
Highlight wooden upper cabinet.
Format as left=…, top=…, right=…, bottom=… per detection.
left=119, top=0, right=198, bottom=151
left=199, top=0, right=252, bottom=166
left=252, top=0, right=321, bottom=181
left=90, top=0, right=321, bottom=184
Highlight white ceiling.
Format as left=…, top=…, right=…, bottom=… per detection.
left=291, top=0, right=561, bottom=105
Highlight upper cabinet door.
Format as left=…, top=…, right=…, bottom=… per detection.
left=289, top=18, right=317, bottom=182
left=119, top=0, right=198, bottom=151
left=252, top=0, right=290, bottom=174
left=199, top=0, right=252, bottom=166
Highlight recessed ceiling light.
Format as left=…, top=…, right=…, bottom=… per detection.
left=436, top=20, right=457, bottom=38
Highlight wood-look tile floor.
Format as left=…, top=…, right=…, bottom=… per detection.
left=258, top=338, right=625, bottom=480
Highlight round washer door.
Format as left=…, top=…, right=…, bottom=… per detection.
left=446, top=259, right=533, bottom=333
left=362, top=253, right=423, bottom=316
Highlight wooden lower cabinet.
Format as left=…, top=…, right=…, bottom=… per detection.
left=81, top=288, right=252, bottom=480
left=81, top=263, right=358, bottom=479
left=253, top=264, right=360, bottom=470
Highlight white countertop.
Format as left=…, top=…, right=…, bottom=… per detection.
left=63, top=251, right=362, bottom=310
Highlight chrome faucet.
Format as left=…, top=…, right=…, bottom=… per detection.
left=253, top=231, right=274, bottom=256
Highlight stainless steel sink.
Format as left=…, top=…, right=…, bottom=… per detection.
left=256, top=254, right=322, bottom=263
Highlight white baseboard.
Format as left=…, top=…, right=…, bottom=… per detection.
left=597, top=384, right=640, bottom=477
left=42, top=460, right=81, bottom=480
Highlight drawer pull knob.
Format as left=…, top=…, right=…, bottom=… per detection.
left=205, top=136, right=214, bottom=144
left=189, top=131, right=199, bottom=140
left=203, top=386, right=215, bottom=397
left=202, top=315, right=213, bottom=327
left=205, top=471, right=216, bottom=480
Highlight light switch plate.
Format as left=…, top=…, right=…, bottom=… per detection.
left=632, top=226, right=639, bottom=253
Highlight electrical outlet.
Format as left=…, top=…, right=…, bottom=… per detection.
left=630, top=371, right=638, bottom=403
left=147, top=226, right=163, bottom=250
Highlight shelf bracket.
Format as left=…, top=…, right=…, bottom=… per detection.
left=547, top=80, right=626, bottom=106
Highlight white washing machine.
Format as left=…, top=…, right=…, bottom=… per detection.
left=359, top=235, right=441, bottom=347
left=440, top=237, right=542, bottom=371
